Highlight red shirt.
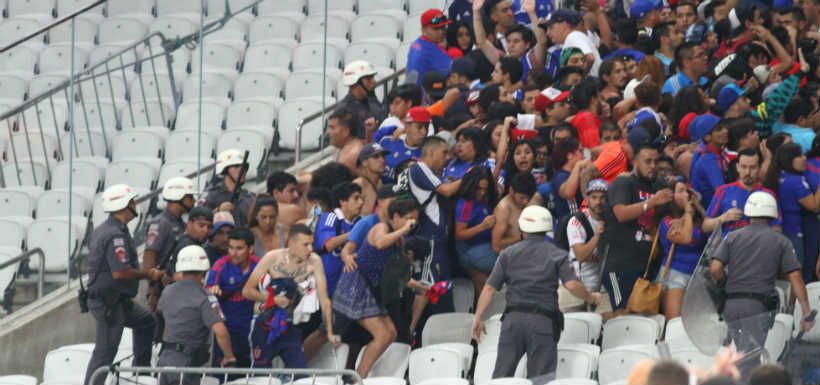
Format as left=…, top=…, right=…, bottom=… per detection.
left=571, top=110, right=601, bottom=149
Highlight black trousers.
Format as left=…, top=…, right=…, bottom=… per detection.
left=84, top=298, right=155, bottom=385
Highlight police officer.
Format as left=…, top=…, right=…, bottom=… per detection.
left=199, top=149, right=254, bottom=228
left=157, top=245, right=236, bottom=385
left=471, top=206, right=601, bottom=383
left=145, top=176, right=196, bottom=311
left=166, top=206, right=214, bottom=276
left=84, top=185, right=163, bottom=385
left=710, top=191, right=815, bottom=377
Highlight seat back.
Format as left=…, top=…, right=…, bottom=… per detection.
left=602, top=315, right=659, bottom=350
left=0, top=190, right=35, bottom=218
left=43, top=346, right=93, bottom=383
left=0, top=219, right=26, bottom=249
left=27, top=218, right=81, bottom=271
left=248, top=16, right=299, bottom=44
left=597, top=345, right=656, bottom=385
left=356, top=342, right=411, bottom=378
left=408, top=347, right=463, bottom=385
left=307, top=342, right=349, bottom=370
left=36, top=190, right=90, bottom=218
left=3, top=161, right=49, bottom=187
left=112, top=131, right=164, bottom=161
left=556, top=345, right=597, bottom=379
left=351, top=15, right=401, bottom=43
left=216, top=130, right=266, bottom=178
left=104, top=160, right=158, bottom=190
left=421, top=312, right=473, bottom=346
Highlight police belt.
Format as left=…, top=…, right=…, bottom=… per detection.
left=726, top=292, right=778, bottom=311
left=504, top=304, right=560, bottom=319
left=162, top=342, right=209, bottom=355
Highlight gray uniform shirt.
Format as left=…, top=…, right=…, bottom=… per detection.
left=145, top=210, right=185, bottom=263
left=167, top=234, right=204, bottom=274
left=158, top=280, right=224, bottom=347
left=713, top=223, right=800, bottom=295
left=487, top=235, right=579, bottom=312
left=87, top=215, right=139, bottom=297
left=198, top=181, right=253, bottom=228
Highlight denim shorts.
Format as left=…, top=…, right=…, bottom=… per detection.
left=655, top=268, right=692, bottom=290
left=455, top=241, right=498, bottom=274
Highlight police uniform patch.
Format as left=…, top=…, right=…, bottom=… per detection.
left=146, top=224, right=159, bottom=246
left=115, top=246, right=127, bottom=263
left=113, top=237, right=125, bottom=247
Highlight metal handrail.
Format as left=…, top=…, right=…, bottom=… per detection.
left=0, top=248, right=45, bottom=299
left=91, top=366, right=364, bottom=384
left=294, top=68, right=406, bottom=164
left=0, top=0, right=107, bottom=54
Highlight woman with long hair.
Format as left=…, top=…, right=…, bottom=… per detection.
left=763, top=143, right=820, bottom=281
left=500, top=139, right=536, bottom=193
left=454, top=166, right=499, bottom=296
left=654, top=180, right=708, bottom=319
left=248, top=196, right=287, bottom=256
left=443, top=127, right=493, bottom=181
left=669, top=85, right=709, bottom=133
left=446, top=20, right=474, bottom=58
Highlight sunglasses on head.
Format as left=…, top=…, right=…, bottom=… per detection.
left=430, top=16, right=448, bottom=25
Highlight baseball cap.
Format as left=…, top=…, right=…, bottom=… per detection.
left=688, top=113, right=721, bottom=142
left=627, top=126, right=653, bottom=151
left=421, top=9, right=452, bottom=28
left=210, top=211, right=235, bottom=236
left=534, top=87, right=570, bottom=112
left=378, top=184, right=397, bottom=200
left=405, top=106, right=431, bottom=124
left=587, top=179, right=609, bottom=193
left=436, top=130, right=457, bottom=150
left=422, top=71, right=447, bottom=100
left=358, top=143, right=389, bottom=165
left=678, top=112, right=698, bottom=141
left=450, top=57, right=477, bottom=79
left=717, top=84, right=746, bottom=113
left=188, top=206, right=214, bottom=222
left=543, top=9, right=582, bottom=26
left=630, top=0, right=661, bottom=19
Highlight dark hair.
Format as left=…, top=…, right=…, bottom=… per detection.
left=599, top=121, right=620, bottom=138
left=310, top=162, right=355, bottom=191
left=446, top=20, right=474, bottom=55
left=487, top=101, right=520, bottom=121
left=509, top=171, right=536, bottom=196
left=421, top=136, right=448, bottom=156
left=766, top=133, right=792, bottom=156
left=498, top=56, right=524, bottom=84
left=477, top=84, right=501, bottom=112
left=599, top=57, right=624, bottom=85
left=228, top=227, right=255, bottom=246
left=526, top=68, right=553, bottom=89
left=648, top=361, right=689, bottom=385
left=328, top=108, right=360, bottom=138
left=725, top=117, right=755, bottom=151
left=551, top=137, right=580, bottom=170
left=699, top=376, right=740, bottom=385
left=784, top=98, right=813, bottom=124
left=266, top=171, right=297, bottom=195
left=248, top=196, right=278, bottom=228
left=736, top=42, right=772, bottom=64
left=737, top=147, right=762, bottom=164
left=503, top=139, right=537, bottom=185
left=670, top=85, right=708, bottom=129
left=288, top=224, right=313, bottom=240
left=651, top=21, right=676, bottom=52
left=763, top=143, right=804, bottom=192
left=568, top=77, right=599, bottom=111
left=550, top=122, right=579, bottom=140
left=387, top=198, right=420, bottom=219
left=556, top=66, right=585, bottom=87
left=331, top=182, right=362, bottom=207
left=457, top=127, right=491, bottom=162
left=307, top=187, right=334, bottom=211
left=505, top=24, right=535, bottom=47
left=808, top=135, right=820, bottom=158
left=615, top=19, right=640, bottom=45
left=749, top=364, right=792, bottom=385
left=457, top=166, right=498, bottom=206
left=674, top=42, right=699, bottom=71
left=635, top=80, right=661, bottom=107
left=387, top=83, right=423, bottom=106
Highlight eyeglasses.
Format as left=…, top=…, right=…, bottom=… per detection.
left=429, top=16, right=448, bottom=25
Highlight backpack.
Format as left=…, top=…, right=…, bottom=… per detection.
left=393, top=166, right=435, bottom=209
left=553, top=211, right=595, bottom=251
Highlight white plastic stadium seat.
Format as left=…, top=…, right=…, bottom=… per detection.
left=664, top=317, right=697, bottom=351
left=191, top=44, right=242, bottom=82
left=105, top=159, right=158, bottom=190
left=60, top=130, right=110, bottom=160
left=276, top=100, right=322, bottom=150
left=51, top=159, right=103, bottom=196
left=358, top=0, right=406, bottom=18
left=155, top=0, right=204, bottom=22
left=57, top=0, right=105, bottom=23
left=206, top=0, right=256, bottom=23
left=248, top=16, right=299, bottom=48
left=362, top=378, right=405, bottom=385
left=129, top=73, right=176, bottom=105
left=203, top=18, right=247, bottom=47
left=408, top=0, right=446, bottom=15
left=546, top=379, right=597, bottom=385
left=486, top=379, right=532, bottom=385
left=150, top=16, right=197, bottom=40
left=175, top=101, right=226, bottom=129
left=793, top=282, right=820, bottom=342
left=2, top=161, right=49, bottom=188
left=49, top=18, right=98, bottom=51
left=355, top=342, right=411, bottom=378
left=285, top=71, right=338, bottom=102
left=8, top=0, right=55, bottom=23
left=106, top=0, right=156, bottom=24
left=765, top=313, right=794, bottom=360
left=0, top=375, right=37, bottom=385
left=27, top=218, right=82, bottom=271
left=43, top=344, right=94, bottom=383
left=597, top=345, right=656, bottom=385
left=416, top=380, right=468, bottom=385
left=36, top=190, right=90, bottom=219
left=122, top=101, right=176, bottom=129
left=601, top=315, right=660, bottom=350
left=345, top=43, right=395, bottom=69
left=224, top=378, right=282, bottom=385
left=421, top=312, right=473, bottom=346
left=158, top=160, right=203, bottom=188
left=351, top=15, right=402, bottom=50
left=97, top=18, right=149, bottom=45
left=0, top=189, right=35, bottom=223
left=0, top=74, right=28, bottom=105
left=226, top=101, right=276, bottom=138
left=38, top=45, right=89, bottom=76
left=182, top=73, right=233, bottom=107
left=561, top=312, right=603, bottom=345
left=242, top=43, right=292, bottom=81
left=0, top=219, right=26, bottom=250
left=27, top=75, right=68, bottom=102
left=112, top=130, right=164, bottom=168
left=257, top=0, right=305, bottom=19
left=409, top=346, right=464, bottom=385
left=0, top=47, right=39, bottom=81
left=473, top=350, right=497, bottom=385
left=452, top=277, right=474, bottom=313
left=299, top=16, right=350, bottom=52
left=308, top=342, right=349, bottom=370
left=292, top=43, right=343, bottom=73
left=233, top=72, right=284, bottom=106
left=0, top=18, right=45, bottom=52
left=555, top=344, right=599, bottom=379
left=428, top=342, right=474, bottom=373
left=670, top=348, right=713, bottom=372
left=402, top=17, right=422, bottom=43
left=477, top=314, right=502, bottom=353
left=217, top=130, right=267, bottom=178
left=88, top=44, right=140, bottom=76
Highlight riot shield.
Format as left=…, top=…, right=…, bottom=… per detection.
left=681, top=224, right=726, bottom=356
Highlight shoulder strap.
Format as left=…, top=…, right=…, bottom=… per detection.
left=661, top=244, right=677, bottom=280
left=642, top=227, right=661, bottom=279
left=576, top=212, right=594, bottom=242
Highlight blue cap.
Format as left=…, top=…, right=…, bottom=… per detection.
left=545, top=9, right=583, bottom=25
left=688, top=114, right=721, bottom=142
left=717, top=84, right=746, bottom=113
left=630, top=0, right=661, bottom=20
left=628, top=109, right=658, bottom=131
left=627, top=126, right=653, bottom=151
left=772, top=0, right=792, bottom=10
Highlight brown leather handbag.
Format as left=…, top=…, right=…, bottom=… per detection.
left=626, top=229, right=676, bottom=315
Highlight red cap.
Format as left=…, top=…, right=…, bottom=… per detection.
left=421, top=9, right=452, bottom=28
left=533, top=87, right=570, bottom=112
left=404, top=106, right=431, bottom=124
left=510, top=128, right=539, bottom=141
left=678, top=112, right=697, bottom=142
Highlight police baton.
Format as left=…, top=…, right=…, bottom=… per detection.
left=229, top=150, right=250, bottom=205
left=778, top=309, right=817, bottom=362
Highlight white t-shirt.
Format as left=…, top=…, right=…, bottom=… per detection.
left=563, top=31, right=601, bottom=77
left=567, top=209, right=602, bottom=291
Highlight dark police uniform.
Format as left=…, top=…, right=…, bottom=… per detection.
left=167, top=234, right=204, bottom=275
left=157, top=280, right=225, bottom=385
left=486, top=234, right=579, bottom=381
left=145, top=210, right=185, bottom=267
left=83, top=216, right=156, bottom=385
left=198, top=181, right=253, bottom=228
left=713, top=223, right=801, bottom=372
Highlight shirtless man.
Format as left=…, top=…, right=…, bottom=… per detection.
left=267, top=171, right=307, bottom=228
left=353, top=143, right=388, bottom=216
left=492, top=172, right=537, bottom=253
left=327, top=108, right=364, bottom=172
left=242, top=224, right=337, bottom=368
